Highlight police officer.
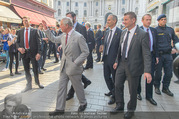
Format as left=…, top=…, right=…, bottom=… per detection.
left=154, top=14, right=179, bottom=96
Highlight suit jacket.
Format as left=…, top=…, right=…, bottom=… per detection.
left=75, top=22, right=87, bottom=41
left=16, top=28, right=41, bottom=58
left=87, top=28, right=95, bottom=50
left=95, top=29, right=103, bottom=46
left=116, top=25, right=151, bottom=76
left=45, top=29, right=89, bottom=76
left=102, top=27, right=122, bottom=65
left=140, top=26, right=159, bottom=57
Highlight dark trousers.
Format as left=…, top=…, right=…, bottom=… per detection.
left=48, top=42, right=58, bottom=61
left=38, top=44, right=47, bottom=70
left=137, top=52, right=155, bottom=98
left=115, top=60, right=139, bottom=111
left=96, top=45, right=101, bottom=61
left=154, top=54, right=173, bottom=89
left=86, top=48, right=93, bottom=68
left=67, top=74, right=89, bottom=96
left=9, top=52, right=19, bottom=73
left=103, top=56, right=116, bottom=97
left=22, top=57, right=40, bottom=88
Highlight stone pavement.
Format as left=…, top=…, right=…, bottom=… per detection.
left=0, top=56, right=179, bottom=119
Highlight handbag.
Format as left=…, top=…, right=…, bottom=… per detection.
left=99, top=45, right=104, bottom=53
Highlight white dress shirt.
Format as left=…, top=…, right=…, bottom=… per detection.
left=66, top=29, right=74, bottom=44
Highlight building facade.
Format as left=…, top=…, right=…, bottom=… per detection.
left=147, top=0, right=179, bottom=28
left=54, top=0, right=147, bottom=29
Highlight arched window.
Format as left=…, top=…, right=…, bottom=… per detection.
left=84, top=10, right=87, bottom=17
left=75, top=10, right=78, bottom=16
left=122, top=8, right=125, bottom=14
left=122, top=0, right=125, bottom=5
left=135, top=7, right=138, bottom=15
left=58, top=9, right=61, bottom=16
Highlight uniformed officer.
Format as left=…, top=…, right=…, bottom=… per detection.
left=154, top=14, right=179, bottom=96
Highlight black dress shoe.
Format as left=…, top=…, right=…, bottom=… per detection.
left=155, top=88, right=161, bottom=95
left=108, top=96, right=115, bottom=105
left=21, top=87, right=32, bottom=93
left=38, top=84, right=44, bottom=89
left=162, top=88, right=174, bottom=96
left=39, top=71, right=44, bottom=74
left=124, top=111, right=134, bottom=119
left=10, top=73, right=14, bottom=76
left=15, top=72, right=21, bottom=75
left=78, top=103, right=87, bottom=112
left=66, top=95, right=74, bottom=101
left=174, top=80, right=179, bottom=84
left=41, top=68, right=47, bottom=71
left=84, top=80, right=91, bottom=89
left=95, top=59, right=100, bottom=62
left=104, top=92, right=112, bottom=97
left=84, top=67, right=89, bottom=70
left=146, top=98, right=157, bottom=105
left=53, top=60, right=59, bottom=63
left=49, top=110, right=64, bottom=116
left=110, top=106, right=124, bottom=114
left=137, top=94, right=142, bottom=100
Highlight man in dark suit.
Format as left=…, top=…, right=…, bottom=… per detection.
left=113, top=12, right=152, bottom=119
left=102, top=14, right=122, bottom=105
left=65, top=11, right=91, bottom=101
left=95, top=24, right=103, bottom=62
left=17, top=16, right=44, bottom=92
left=137, top=14, right=158, bottom=106
left=84, top=22, right=95, bottom=69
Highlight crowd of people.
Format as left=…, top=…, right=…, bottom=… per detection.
left=0, top=11, right=179, bottom=119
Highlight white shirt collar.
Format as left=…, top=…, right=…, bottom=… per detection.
left=67, top=29, right=73, bottom=36
left=127, top=25, right=137, bottom=34
left=110, top=26, right=117, bottom=32
left=73, top=22, right=77, bottom=29
left=143, top=26, right=150, bottom=31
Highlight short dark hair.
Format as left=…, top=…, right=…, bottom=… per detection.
left=142, top=14, right=152, bottom=20
left=66, top=11, right=76, bottom=18
left=124, top=12, right=137, bottom=22
left=108, top=14, right=118, bottom=24
left=56, top=24, right=60, bottom=27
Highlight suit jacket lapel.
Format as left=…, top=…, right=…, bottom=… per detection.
left=120, top=30, right=127, bottom=45
left=128, top=26, right=139, bottom=52
left=64, top=30, right=75, bottom=51
left=110, top=29, right=118, bottom=47
left=21, top=28, right=25, bottom=48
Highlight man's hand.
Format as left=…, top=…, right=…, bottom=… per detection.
left=156, top=57, right=159, bottom=64
left=171, top=48, right=177, bottom=54
left=42, top=20, right=48, bottom=30
left=36, top=53, right=41, bottom=61
left=113, top=63, right=118, bottom=70
left=144, top=73, right=152, bottom=84
left=57, top=45, right=62, bottom=52
left=42, top=38, right=48, bottom=41
left=18, top=48, right=25, bottom=54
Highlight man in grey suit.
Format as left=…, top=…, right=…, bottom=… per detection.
left=113, top=12, right=152, bottom=119
left=42, top=17, right=89, bottom=115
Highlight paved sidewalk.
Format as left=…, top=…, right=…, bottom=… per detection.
left=0, top=57, right=179, bottom=118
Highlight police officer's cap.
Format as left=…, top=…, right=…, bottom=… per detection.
left=157, top=14, right=166, bottom=21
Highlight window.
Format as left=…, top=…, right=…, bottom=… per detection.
left=122, top=0, right=125, bottom=5
left=135, top=7, right=138, bottom=15
left=58, top=9, right=61, bottom=16
left=122, top=8, right=125, bottom=14
left=58, top=1, right=61, bottom=6
left=95, top=9, right=98, bottom=17
left=84, top=2, right=87, bottom=7
left=96, top=2, right=98, bottom=6
left=75, top=10, right=78, bottom=16
left=75, top=2, right=78, bottom=7
left=84, top=10, right=87, bottom=17
left=67, top=2, right=69, bottom=6
left=66, top=9, right=69, bottom=13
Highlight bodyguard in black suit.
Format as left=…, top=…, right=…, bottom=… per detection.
left=102, top=14, right=122, bottom=105
left=113, top=12, right=152, bottom=119
left=84, top=22, right=95, bottom=69
left=66, top=12, right=91, bottom=101
left=137, top=14, right=158, bottom=106
left=95, top=24, right=103, bottom=62
left=17, top=16, right=44, bottom=92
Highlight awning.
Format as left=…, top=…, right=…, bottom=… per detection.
left=13, top=6, right=56, bottom=26
left=0, top=5, right=22, bottom=23
left=161, top=0, right=171, bottom=5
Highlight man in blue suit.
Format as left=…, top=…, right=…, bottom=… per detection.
left=102, top=14, right=122, bottom=105
left=137, top=14, right=159, bottom=106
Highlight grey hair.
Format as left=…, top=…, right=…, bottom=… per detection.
left=108, top=14, right=118, bottom=24
left=85, top=22, right=91, bottom=28
left=62, top=17, right=73, bottom=27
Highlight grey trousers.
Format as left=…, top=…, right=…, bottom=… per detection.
left=55, top=67, right=87, bottom=110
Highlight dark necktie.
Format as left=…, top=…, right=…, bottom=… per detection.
left=147, top=28, right=151, bottom=50
left=105, top=30, right=112, bottom=55
left=122, top=31, right=130, bottom=60
left=25, top=28, right=29, bottom=49
left=65, top=33, right=68, bottom=45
